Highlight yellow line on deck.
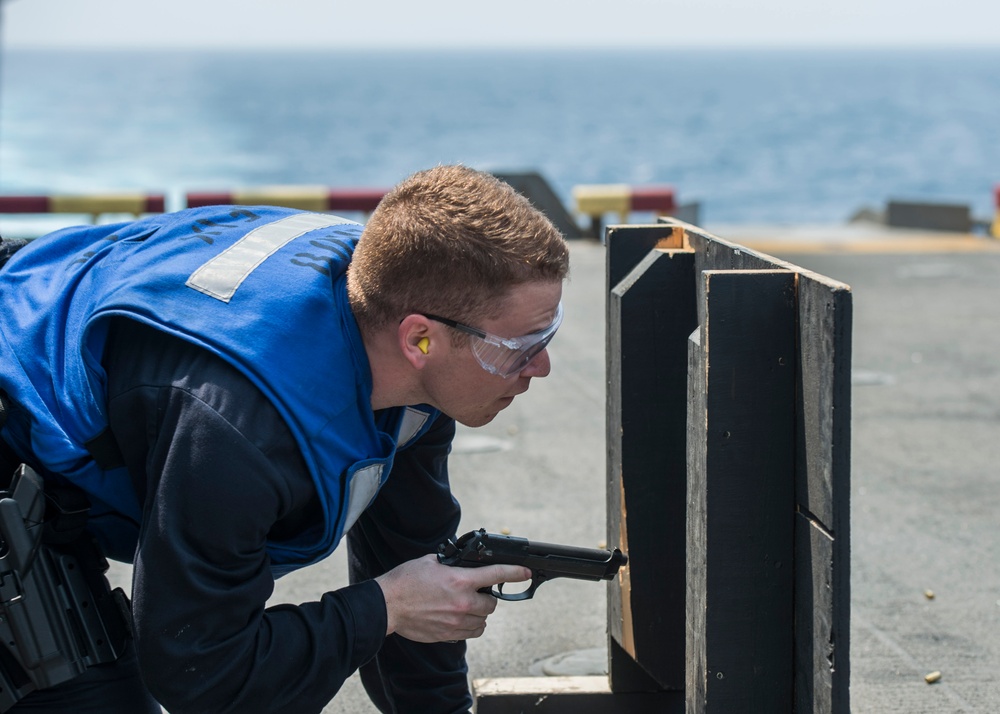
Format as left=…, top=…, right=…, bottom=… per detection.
left=734, top=237, right=1000, bottom=256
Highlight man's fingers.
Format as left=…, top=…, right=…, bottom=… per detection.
left=459, top=614, right=488, bottom=632
left=381, top=557, right=533, bottom=643
left=466, top=564, right=532, bottom=590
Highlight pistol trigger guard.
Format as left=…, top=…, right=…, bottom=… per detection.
left=490, top=573, right=542, bottom=601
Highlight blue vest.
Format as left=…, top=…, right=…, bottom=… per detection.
left=0, top=206, right=438, bottom=576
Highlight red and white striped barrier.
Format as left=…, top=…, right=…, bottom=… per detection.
left=0, top=194, right=165, bottom=215
left=572, top=184, right=676, bottom=223
left=186, top=187, right=386, bottom=213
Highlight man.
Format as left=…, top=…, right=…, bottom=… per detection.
left=0, top=165, right=570, bottom=713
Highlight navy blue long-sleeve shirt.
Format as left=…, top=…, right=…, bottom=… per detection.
left=103, top=317, right=471, bottom=713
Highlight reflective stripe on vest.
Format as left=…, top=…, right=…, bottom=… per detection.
left=186, top=213, right=354, bottom=302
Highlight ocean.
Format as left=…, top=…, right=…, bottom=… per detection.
left=1, top=47, right=998, bottom=228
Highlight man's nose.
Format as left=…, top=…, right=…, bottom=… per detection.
left=519, top=347, right=551, bottom=378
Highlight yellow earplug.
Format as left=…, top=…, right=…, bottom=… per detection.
left=417, top=337, right=430, bottom=354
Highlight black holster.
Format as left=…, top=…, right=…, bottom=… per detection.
left=0, top=465, right=131, bottom=712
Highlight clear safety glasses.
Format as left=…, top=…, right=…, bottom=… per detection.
left=420, top=302, right=563, bottom=378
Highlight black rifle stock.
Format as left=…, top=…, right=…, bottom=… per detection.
left=437, top=528, right=627, bottom=601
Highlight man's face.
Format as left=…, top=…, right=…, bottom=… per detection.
left=423, top=280, right=563, bottom=428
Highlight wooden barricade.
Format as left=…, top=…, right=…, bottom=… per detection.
left=475, top=220, right=851, bottom=713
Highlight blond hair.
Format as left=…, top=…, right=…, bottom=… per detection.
left=347, top=165, right=569, bottom=333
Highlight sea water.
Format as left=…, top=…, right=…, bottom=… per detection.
left=0, top=47, right=998, bottom=226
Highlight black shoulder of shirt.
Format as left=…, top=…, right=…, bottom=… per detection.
left=102, top=315, right=319, bottom=542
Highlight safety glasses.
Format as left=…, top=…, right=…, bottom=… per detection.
left=420, top=302, right=563, bottom=378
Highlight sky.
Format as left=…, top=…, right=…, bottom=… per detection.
left=2, top=0, right=999, bottom=50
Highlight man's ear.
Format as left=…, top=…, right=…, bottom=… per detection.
left=399, top=315, right=432, bottom=369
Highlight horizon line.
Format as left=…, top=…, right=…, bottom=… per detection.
left=4, top=41, right=1000, bottom=52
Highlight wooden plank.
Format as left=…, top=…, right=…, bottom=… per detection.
left=608, top=637, right=662, bottom=693
left=686, top=270, right=797, bottom=713
left=473, top=676, right=683, bottom=714
left=795, top=512, right=837, bottom=714
left=607, top=247, right=696, bottom=691
left=606, top=224, right=685, bottom=291
left=795, top=275, right=852, bottom=531
left=794, top=275, right=852, bottom=714
left=686, top=227, right=786, bottom=329
left=686, top=323, right=709, bottom=709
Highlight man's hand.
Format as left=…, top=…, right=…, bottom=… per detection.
left=374, top=554, right=531, bottom=643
